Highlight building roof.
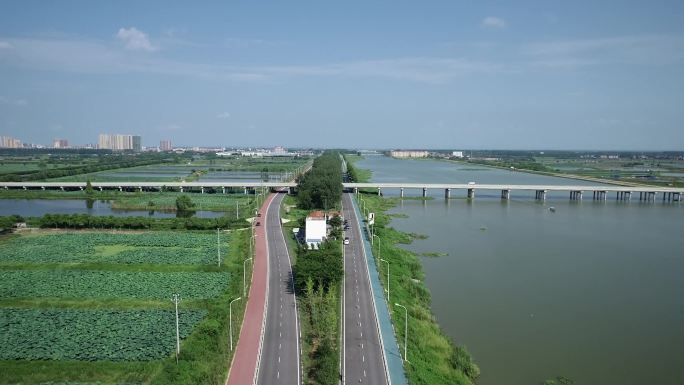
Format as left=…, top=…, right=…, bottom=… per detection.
left=306, top=210, right=326, bottom=220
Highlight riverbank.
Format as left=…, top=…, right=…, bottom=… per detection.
left=437, top=158, right=653, bottom=187
left=0, top=190, right=257, bottom=213
left=345, top=155, right=479, bottom=385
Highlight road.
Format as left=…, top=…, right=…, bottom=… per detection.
left=342, top=192, right=389, bottom=385
left=257, top=191, right=301, bottom=385
left=225, top=193, right=273, bottom=385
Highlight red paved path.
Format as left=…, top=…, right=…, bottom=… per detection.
left=226, top=193, right=275, bottom=385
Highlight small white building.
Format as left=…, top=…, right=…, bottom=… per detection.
left=452, top=151, right=464, bottom=158
left=305, top=211, right=327, bottom=249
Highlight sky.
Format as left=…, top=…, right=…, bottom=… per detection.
left=1, top=1, right=683, bottom=150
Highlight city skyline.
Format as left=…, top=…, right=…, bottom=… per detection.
left=1, top=1, right=684, bottom=150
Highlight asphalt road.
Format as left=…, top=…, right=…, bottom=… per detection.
left=342, top=192, right=388, bottom=385
left=257, top=191, right=301, bottom=385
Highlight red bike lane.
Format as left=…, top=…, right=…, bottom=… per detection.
left=226, top=193, right=275, bottom=385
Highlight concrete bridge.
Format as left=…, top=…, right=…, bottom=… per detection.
left=344, top=183, right=684, bottom=202
left=0, top=181, right=297, bottom=194
left=2, top=181, right=682, bottom=202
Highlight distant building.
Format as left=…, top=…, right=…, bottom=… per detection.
left=53, top=139, right=69, bottom=149
left=305, top=211, right=327, bottom=249
left=390, top=150, right=429, bottom=158
left=98, top=134, right=142, bottom=151
left=0, top=135, right=22, bottom=148
left=451, top=151, right=464, bottom=158
left=160, top=140, right=172, bottom=151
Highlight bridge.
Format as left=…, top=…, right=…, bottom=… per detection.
left=344, top=183, right=684, bottom=202
left=2, top=181, right=682, bottom=202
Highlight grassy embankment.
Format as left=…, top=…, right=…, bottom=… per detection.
left=345, top=155, right=479, bottom=385
left=0, top=228, right=253, bottom=385
left=0, top=189, right=257, bottom=213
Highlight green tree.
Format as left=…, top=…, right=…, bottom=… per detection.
left=175, top=195, right=196, bottom=212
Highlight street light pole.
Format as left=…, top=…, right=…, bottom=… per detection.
left=380, top=258, right=389, bottom=303
left=229, top=297, right=242, bottom=351
left=395, top=303, right=408, bottom=362
left=243, top=257, right=253, bottom=297
left=236, top=201, right=239, bottom=219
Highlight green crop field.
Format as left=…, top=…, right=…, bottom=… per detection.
left=0, top=270, right=230, bottom=300
left=0, top=232, right=227, bottom=265
left=0, top=308, right=206, bottom=361
left=0, top=226, right=252, bottom=384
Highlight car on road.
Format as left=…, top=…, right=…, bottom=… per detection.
left=255, top=221, right=261, bottom=226
left=343, top=237, right=350, bottom=245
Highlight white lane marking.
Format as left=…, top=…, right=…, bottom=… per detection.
left=279, top=343, right=281, bottom=350
left=363, top=354, right=365, bottom=362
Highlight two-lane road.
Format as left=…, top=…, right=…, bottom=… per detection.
left=342, top=192, right=389, bottom=385
left=258, top=191, right=301, bottom=385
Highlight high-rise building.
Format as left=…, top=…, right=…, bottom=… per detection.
left=160, top=140, right=172, bottom=151
left=98, top=134, right=142, bottom=151
left=53, top=139, right=69, bottom=149
left=0, top=136, right=22, bottom=148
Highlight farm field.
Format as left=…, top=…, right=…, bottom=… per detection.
left=0, top=231, right=228, bottom=265
left=0, top=228, right=252, bottom=384
left=46, top=157, right=309, bottom=182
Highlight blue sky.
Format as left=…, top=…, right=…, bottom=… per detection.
left=1, top=1, right=683, bottom=150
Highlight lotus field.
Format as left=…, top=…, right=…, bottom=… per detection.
left=0, top=308, right=206, bottom=361
left=0, top=229, right=243, bottom=384
left=0, top=232, right=227, bottom=265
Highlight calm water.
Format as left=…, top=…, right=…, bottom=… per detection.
left=357, top=156, right=684, bottom=385
left=0, top=199, right=225, bottom=218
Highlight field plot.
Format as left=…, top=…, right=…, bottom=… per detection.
left=0, top=270, right=229, bottom=299
left=0, top=227, right=251, bottom=385
left=0, top=232, right=227, bottom=265
left=0, top=308, right=206, bottom=361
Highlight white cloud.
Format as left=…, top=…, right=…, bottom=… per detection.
left=217, top=112, right=231, bottom=119
left=117, top=27, right=157, bottom=52
left=481, top=17, right=507, bottom=29
left=0, top=41, right=13, bottom=49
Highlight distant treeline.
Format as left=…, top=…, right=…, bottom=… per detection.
left=0, top=213, right=246, bottom=231
left=296, top=151, right=343, bottom=210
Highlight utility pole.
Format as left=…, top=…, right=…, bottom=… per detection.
left=236, top=201, right=239, bottom=219
left=217, top=228, right=221, bottom=267
left=172, top=294, right=181, bottom=363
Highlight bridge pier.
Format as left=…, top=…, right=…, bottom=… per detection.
left=535, top=190, right=547, bottom=200
left=201, top=187, right=204, bottom=194
left=501, top=189, right=510, bottom=200
left=41, top=186, right=45, bottom=190
left=467, top=188, right=475, bottom=199
left=422, top=187, right=427, bottom=198
left=570, top=191, right=583, bottom=200
left=377, top=187, right=382, bottom=196
left=244, top=187, right=247, bottom=195
left=60, top=186, right=64, bottom=191
left=139, top=187, right=143, bottom=192
left=354, top=187, right=359, bottom=195
left=222, top=186, right=226, bottom=194
left=444, top=188, right=450, bottom=199
left=180, top=186, right=184, bottom=193
left=399, top=187, right=404, bottom=198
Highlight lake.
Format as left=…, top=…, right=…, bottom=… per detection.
left=356, top=155, right=684, bottom=385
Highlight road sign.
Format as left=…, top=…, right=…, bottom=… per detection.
left=368, top=212, right=375, bottom=225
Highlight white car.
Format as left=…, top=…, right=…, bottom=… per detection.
left=344, top=237, right=350, bottom=245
